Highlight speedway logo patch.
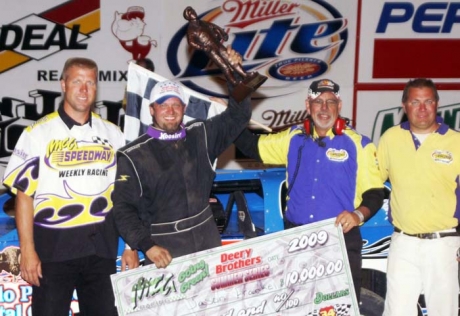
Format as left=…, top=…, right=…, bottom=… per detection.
left=431, top=150, right=453, bottom=164
left=45, top=138, right=115, bottom=170
left=326, top=148, right=349, bottom=162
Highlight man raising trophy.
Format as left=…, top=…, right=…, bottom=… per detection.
left=184, top=6, right=267, bottom=101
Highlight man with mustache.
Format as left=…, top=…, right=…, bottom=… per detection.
left=234, top=79, right=384, bottom=306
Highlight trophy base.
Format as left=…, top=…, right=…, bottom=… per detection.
left=231, top=72, right=268, bottom=102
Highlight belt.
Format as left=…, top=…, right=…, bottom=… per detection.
left=150, top=205, right=213, bottom=236
left=394, top=227, right=459, bottom=239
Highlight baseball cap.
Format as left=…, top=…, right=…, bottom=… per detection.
left=308, top=79, right=340, bottom=100
left=150, top=80, right=186, bottom=105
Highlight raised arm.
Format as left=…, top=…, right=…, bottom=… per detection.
left=234, top=129, right=262, bottom=161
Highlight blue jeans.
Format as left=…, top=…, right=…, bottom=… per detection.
left=32, top=255, right=117, bottom=316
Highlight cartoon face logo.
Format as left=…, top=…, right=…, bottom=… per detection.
left=111, top=6, right=157, bottom=61
left=112, top=11, right=145, bottom=41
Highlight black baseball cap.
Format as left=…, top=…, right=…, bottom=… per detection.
left=308, top=79, right=340, bottom=99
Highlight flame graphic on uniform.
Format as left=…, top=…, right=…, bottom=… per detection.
left=3, top=157, right=39, bottom=196
left=34, top=181, right=114, bottom=228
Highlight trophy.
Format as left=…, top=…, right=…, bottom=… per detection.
left=184, top=6, right=267, bottom=101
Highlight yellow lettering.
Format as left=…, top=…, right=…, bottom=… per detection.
left=47, top=138, right=78, bottom=156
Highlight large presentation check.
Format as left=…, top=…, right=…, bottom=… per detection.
left=111, top=218, right=359, bottom=315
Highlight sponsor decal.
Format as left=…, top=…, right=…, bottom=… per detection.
left=431, top=150, right=453, bottom=164
left=215, top=248, right=263, bottom=273
left=269, top=57, right=328, bottom=81
left=211, top=248, right=269, bottom=298
left=376, top=2, right=460, bottom=34
left=36, top=69, right=128, bottom=82
left=167, top=0, right=348, bottom=97
left=159, top=132, right=183, bottom=140
left=111, top=6, right=157, bottom=61
left=371, top=102, right=460, bottom=142
left=12, top=149, right=27, bottom=160
left=0, top=282, right=33, bottom=316
left=261, top=107, right=309, bottom=129
left=326, top=148, right=348, bottom=162
left=314, top=288, right=350, bottom=304
left=374, top=2, right=460, bottom=78
left=117, top=175, right=130, bottom=182
left=45, top=138, right=115, bottom=170
left=319, top=305, right=337, bottom=316
left=0, top=0, right=100, bottom=74
left=131, top=273, right=181, bottom=310
left=178, top=260, right=210, bottom=294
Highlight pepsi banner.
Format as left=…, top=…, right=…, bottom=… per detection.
left=111, top=219, right=359, bottom=316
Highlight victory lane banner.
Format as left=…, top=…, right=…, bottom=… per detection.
left=111, top=218, right=359, bottom=315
